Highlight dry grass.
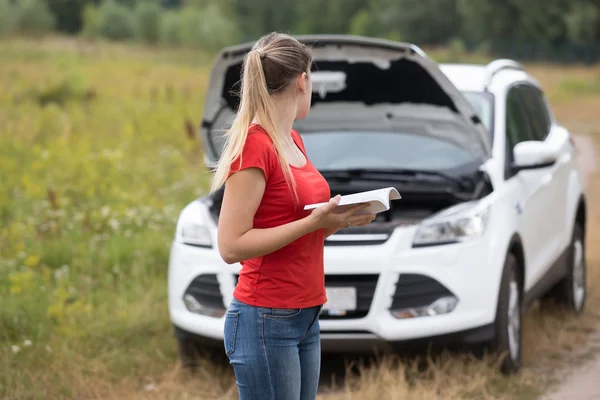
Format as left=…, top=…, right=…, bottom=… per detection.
left=1, top=37, right=599, bottom=400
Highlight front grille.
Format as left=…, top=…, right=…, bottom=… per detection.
left=325, top=225, right=392, bottom=246
left=390, top=274, right=454, bottom=310
left=325, top=234, right=390, bottom=246
left=184, top=274, right=224, bottom=309
left=234, top=274, right=379, bottom=320
left=321, top=274, right=379, bottom=320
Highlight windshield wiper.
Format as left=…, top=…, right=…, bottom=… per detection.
left=320, top=168, right=468, bottom=188
left=319, top=169, right=416, bottom=185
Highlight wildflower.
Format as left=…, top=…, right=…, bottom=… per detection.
left=23, top=339, right=32, bottom=347
left=9, top=270, right=35, bottom=294
left=108, top=218, right=120, bottom=231
left=47, top=303, right=62, bottom=319
left=54, top=265, right=69, bottom=280
left=11, top=345, right=20, bottom=354
left=24, top=255, right=40, bottom=268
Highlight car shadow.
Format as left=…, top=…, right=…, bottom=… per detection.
left=319, top=353, right=373, bottom=391
left=200, top=343, right=483, bottom=392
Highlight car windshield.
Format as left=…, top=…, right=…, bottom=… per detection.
left=462, top=91, right=494, bottom=134
left=300, top=131, right=480, bottom=172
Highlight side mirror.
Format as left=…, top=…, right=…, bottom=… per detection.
left=512, top=141, right=557, bottom=172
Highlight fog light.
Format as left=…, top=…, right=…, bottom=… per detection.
left=183, top=294, right=226, bottom=318
left=390, top=296, right=458, bottom=319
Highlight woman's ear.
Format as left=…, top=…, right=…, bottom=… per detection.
left=297, top=72, right=307, bottom=94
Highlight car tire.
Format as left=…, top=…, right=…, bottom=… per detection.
left=491, top=252, right=522, bottom=375
left=541, top=223, right=586, bottom=315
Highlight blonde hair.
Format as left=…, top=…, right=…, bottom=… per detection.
left=209, top=32, right=312, bottom=200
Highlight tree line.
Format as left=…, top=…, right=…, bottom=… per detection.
left=2, top=0, right=600, bottom=61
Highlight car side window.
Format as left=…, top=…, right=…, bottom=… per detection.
left=505, top=87, right=534, bottom=150
left=518, top=84, right=552, bottom=141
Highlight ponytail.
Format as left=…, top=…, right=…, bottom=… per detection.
left=210, top=48, right=298, bottom=201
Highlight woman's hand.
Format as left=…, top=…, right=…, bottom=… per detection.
left=308, top=195, right=376, bottom=231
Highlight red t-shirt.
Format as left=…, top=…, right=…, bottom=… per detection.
left=227, top=124, right=330, bottom=309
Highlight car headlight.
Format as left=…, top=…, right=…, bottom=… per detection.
left=412, top=202, right=490, bottom=247
left=175, top=201, right=213, bottom=248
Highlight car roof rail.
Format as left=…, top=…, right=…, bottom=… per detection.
left=483, top=59, right=524, bottom=91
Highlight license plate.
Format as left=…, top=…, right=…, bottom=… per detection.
left=322, top=287, right=357, bottom=316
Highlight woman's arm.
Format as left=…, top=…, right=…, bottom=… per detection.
left=217, top=168, right=373, bottom=264
left=217, top=168, right=311, bottom=264
left=324, top=228, right=339, bottom=238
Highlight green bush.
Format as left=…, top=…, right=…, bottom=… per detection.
left=177, top=7, right=204, bottom=48
left=134, top=1, right=162, bottom=44
left=46, top=0, right=89, bottom=34
left=349, top=9, right=372, bottom=37
left=97, top=0, right=135, bottom=41
left=0, top=0, right=16, bottom=36
left=198, top=3, right=240, bottom=51
left=12, top=0, right=56, bottom=36
left=159, top=11, right=182, bottom=46
left=566, top=2, right=600, bottom=43
left=447, top=37, right=467, bottom=59
left=35, top=73, right=90, bottom=106
left=177, top=4, right=240, bottom=50
left=80, top=3, right=100, bottom=39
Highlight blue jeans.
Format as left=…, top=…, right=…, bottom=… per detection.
left=224, top=298, right=322, bottom=400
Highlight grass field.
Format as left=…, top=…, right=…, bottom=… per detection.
left=1, top=37, right=599, bottom=400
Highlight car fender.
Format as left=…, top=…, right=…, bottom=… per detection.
left=480, top=187, right=525, bottom=313
left=566, top=169, right=586, bottom=237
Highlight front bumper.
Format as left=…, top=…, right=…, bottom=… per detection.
left=168, top=222, right=507, bottom=349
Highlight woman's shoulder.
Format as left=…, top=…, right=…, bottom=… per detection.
left=239, top=125, right=278, bottom=169
left=228, top=125, right=277, bottom=178
left=246, top=124, right=274, bottom=145
left=243, top=124, right=273, bottom=148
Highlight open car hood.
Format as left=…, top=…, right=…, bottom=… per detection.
left=200, top=34, right=492, bottom=167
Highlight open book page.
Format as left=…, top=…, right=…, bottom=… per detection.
left=304, top=187, right=401, bottom=215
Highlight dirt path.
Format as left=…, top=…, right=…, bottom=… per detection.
left=542, top=331, right=600, bottom=400
left=541, top=134, right=599, bottom=400
left=544, top=359, right=600, bottom=400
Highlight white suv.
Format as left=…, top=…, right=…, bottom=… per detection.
left=167, top=35, right=588, bottom=374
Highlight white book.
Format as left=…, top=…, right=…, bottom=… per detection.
left=303, top=187, right=401, bottom=216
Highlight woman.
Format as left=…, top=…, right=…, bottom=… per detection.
left=210, top=32, right=376, bottom=400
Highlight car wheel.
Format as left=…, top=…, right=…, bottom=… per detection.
left=492, top=252, right=522, bottom=375
left=542, top=223, right=586, bottom=314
